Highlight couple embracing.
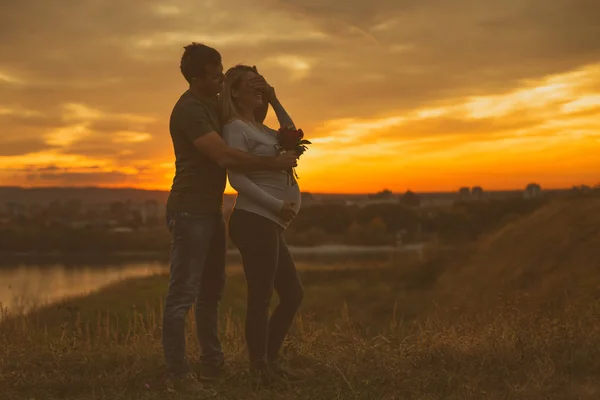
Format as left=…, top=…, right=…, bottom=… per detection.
left=162, top=43, right=305, bottom=391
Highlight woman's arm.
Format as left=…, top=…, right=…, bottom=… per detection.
left=270, top=95, right=295, bottom=129
left=227, top=171, right=284, bottom=213
left=224, top=122, right=285, bottom=213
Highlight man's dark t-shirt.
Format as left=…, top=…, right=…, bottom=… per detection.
left=166, top=91, right=226, bottom=214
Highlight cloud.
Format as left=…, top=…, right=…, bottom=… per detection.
left=111, top=131, right=153, bottom=144
left=298, top=61, right=600, bottom=190
left=0, top=138, right=50, bottom=157
left=152, top=4, right=183, bottom=16
left=30, top=171, right=135, bottom=185
left=263, top=55, right=313, bottom=80
left=0, top=71, right=24, bottom=85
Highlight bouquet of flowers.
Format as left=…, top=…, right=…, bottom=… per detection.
left=276, top=126, right=311, bottom=185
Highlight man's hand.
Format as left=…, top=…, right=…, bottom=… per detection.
left=279, top=201, right=297, bottom=223
left=274, top=152, right=297, bottom=169
left=248, top=66, right=276, bottom=102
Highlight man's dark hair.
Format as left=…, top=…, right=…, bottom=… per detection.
left=180, top=43, right=221, bottom=84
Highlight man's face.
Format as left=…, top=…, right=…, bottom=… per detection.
left=193, top=63, right=224, bottom=97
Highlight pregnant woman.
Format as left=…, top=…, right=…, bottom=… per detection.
left=221, top=65, right=304, bottom=383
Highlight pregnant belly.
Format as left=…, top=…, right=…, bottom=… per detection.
left=286, top=183, right=301, bottom=202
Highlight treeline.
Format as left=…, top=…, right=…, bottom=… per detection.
left=0, top=226, right=172, bottom=254
left=284, top=197, right=546, bottom=246
left=0, top=197, right=547, bottom=254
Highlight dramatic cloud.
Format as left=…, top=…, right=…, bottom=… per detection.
left=0, top=0, right=598, bottom=191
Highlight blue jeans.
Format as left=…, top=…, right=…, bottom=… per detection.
left=162, top=211, right=226, bottom=376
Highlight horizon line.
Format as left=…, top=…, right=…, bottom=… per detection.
left=0, top=184, right=590, bottom=195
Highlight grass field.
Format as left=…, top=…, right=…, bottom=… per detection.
left=2, top=197, right=600, bottom=399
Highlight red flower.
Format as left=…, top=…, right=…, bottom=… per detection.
left=275, top=126, right=311, bottom=186
left=277, top=126, right=302, bottom=150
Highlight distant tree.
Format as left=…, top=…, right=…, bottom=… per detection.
left=47, top=200, right=63, bottom=218
left=293, top=204, right=354, bottom=234
left=524, top=183, right=542, bottom=199
left=434, top=208, right=473, bottom=242
left=128, top=211, right=144, bottom=230
left=109, top=201, right=129, bottom=221
left=401, top=190, right=421, bottom=207
left=458, top=187, right=470, bottom=200
left=344, top=222, right=363, bottom=245
left=299, top=227, right=327, bottom=246
left=364, top=217, right=390, bottom=245
left=369, top=189, right=393, bottom=199
left=65, top=198, right=82, bottom=211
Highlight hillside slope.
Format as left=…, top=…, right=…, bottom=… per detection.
left=435, top=195, right=600, bottom=311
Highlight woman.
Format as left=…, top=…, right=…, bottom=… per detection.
left=221, top=65, right=304, bottom=382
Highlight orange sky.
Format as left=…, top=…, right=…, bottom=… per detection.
left=1, top=0, right=599, bottom=193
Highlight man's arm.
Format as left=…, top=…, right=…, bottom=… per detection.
left=192, top=131, right=296, bottom=172
left=180, top=101, right=296, bottom=172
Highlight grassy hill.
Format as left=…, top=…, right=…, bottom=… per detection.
left=434, top=195, right=600, bottom=313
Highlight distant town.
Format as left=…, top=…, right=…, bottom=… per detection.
left=0, top=184, right=594, bottom=232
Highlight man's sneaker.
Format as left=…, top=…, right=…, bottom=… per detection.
left=166, top=372, right=206, bottom=393
left=198, top=363, right=225, bottom=382
left=268, top=361, right=305, bottom=383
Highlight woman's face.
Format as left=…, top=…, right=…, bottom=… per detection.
left=232, top=71, right=263, bottom=109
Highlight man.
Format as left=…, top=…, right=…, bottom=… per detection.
left=162, top=43, right=297, bottom=391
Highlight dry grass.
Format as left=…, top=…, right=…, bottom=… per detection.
left=2, top=268, right=599, bottom=399
left=434, top=196, right=600, bottom=313
left=2, top=297, right=600, bottom=399
left=2, top=196, right=600, bottom=399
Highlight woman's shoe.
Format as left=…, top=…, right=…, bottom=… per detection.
left=199, top=362, right=225, bottom=382
left=166, top=372, right=207, bottom=394
left=250, top=361, right=277, bottom=386
left=268, top=361, right=305, bottom=383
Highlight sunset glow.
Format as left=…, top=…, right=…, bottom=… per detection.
left=1, top=0, right=599, bottom=193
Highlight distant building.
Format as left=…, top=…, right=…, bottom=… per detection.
left=458, top=187, right=471, bottom=201
left=5, top=202, right=26, bottom=217
left=110, top=227, right=134, bottom=233
left=579, top=185, right=592, bottom=193
left=140, top=200, right=160, bottom=224
left=357, top=198, right=399, bottom=207
left=571, top=185, right=593, bottom=195
left=524, top=183, right=542, bottom=198
left=471, top=186, right=484, bottom=200
left=359, top=189, right=398, bottom=207
left=69, top=221, right=90, bottom=229
left=417, top=193, right=456, bottom=208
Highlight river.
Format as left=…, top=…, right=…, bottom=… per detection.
left=0, top=244, right=425, bottom=316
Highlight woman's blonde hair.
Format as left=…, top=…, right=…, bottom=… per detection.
left=221, top=64, right=258, bottom=125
